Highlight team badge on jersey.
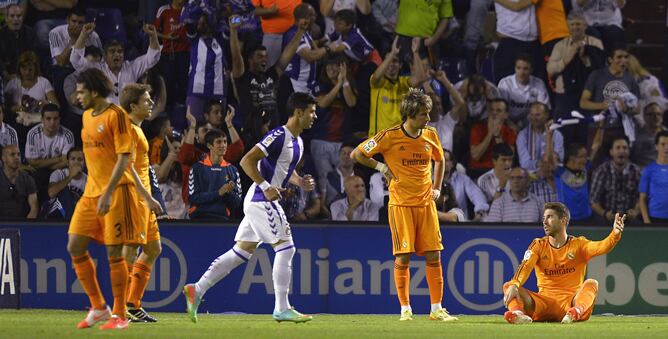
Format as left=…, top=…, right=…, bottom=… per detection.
left=97, top=124, right=104, bottom=133
left=402, top=240, right=408, bottom=248
left=567, top=251, right=575, bottom=260
left=523, top=250, right=533, bottom=261
left=424, top=144, right=430, bottom=151
left=363, top=140, right=377, bottom=152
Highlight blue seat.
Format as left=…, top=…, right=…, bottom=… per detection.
left=86, top=8, right=127, bottom=45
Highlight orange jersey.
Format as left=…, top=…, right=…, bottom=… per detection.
left=358, top=125, right=444, bottom=207
left=132, top=124, right=150, bottom=191
left=81, top=104, right=135, bottom=197
left=509, top=231, right=621, bottom=297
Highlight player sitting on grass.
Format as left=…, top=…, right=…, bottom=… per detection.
left=503, top=202, right=625, bottom=324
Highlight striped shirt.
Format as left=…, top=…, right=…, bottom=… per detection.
left=24, top=124, right=74, bottom=160
left=590, top=161, right=641, bottom=213
left=283, top=25, right=317, bottom=93
left=529, top=177, right=558, bottom=203
left=484, top=191, right=544, bottom=223
left=187, top=35, right=225, bottom=97
left=517, top=125, right=564, bottom=172
left=0, top=122, right=18, bottom=147
left=327, top=26, right=375, bottom=62
left=477, top=169, right=511, bottom=203
left=249, top=126, right=304, bottom=202
left=447, top=171, right=489, bottom=219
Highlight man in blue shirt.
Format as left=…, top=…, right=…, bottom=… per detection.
left=639, top=131, right=668, bottom=223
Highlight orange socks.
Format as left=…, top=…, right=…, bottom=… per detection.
left=71, top=252, right=106, bottom=310
left=394, top=260, right=410, bottom=307
left=425, top=260, right=444, bottom=305
left=502, top=282, right=525, bottom=312
left=109, top=257, right=129, bottom=318
left=574, top=280, right=598, bottom=312
left=127, top=260, right=152, bottom=308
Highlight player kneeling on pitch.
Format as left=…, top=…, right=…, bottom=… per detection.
left=503, top=202, right=625, bottom=324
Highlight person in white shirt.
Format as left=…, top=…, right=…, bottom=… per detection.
left=49, top=7, right=102, bottom=67
left=46, top=147, right=86, bottom=219
left=0, top=106, right=18, bottom=148
left=330, top=175, right=381, bottom=221
left=492, top=0, right=544, bottom=83
left=497, top=54, right=550, bottom=129
left=477, top=143, right=514, bottom=203
left=427, top=69, right=466, bottom=153
left=70, top=22, right=160, bottom=104
left=454, top=74, right=501, bottom=122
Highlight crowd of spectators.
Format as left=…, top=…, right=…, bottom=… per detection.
left=0, top=0, right=667, bottom=225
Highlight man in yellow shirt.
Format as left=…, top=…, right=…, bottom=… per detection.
left=503, top=202, right=625, bottom=324
left=368, top=37, right=426, bottom=136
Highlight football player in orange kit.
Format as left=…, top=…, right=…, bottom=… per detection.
left=503, top=202, right=625, bottom=324
left=352, top=88, right=457, bottom=322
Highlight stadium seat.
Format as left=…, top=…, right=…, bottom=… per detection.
left=86, top=8, right=127, bottom=45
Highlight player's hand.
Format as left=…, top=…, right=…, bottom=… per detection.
left=97, top=191, right=112, bottom=216
left=432, top=189, right=440, bottom=201
left=148, top=197, right=164, bottom=215
left=613, top=213, right=626, bottom=235
left=301, top=174, right=316, bottom=192
left=503, top=284, right=520, bottom=307
left=263, top=186, right=286, bottom=201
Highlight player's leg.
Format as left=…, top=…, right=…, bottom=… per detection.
left=68, top=197, right=111, bottom=328
left=502, top=282, right=537, bottom=324
left=127, top=212, right=162, bottom=322
left=389, top=205, right=415, bottom=321
left=562, top=279, right=599, bottom=324
left=416, top=204, right=456, bottom=321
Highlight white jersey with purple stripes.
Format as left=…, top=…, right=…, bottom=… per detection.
left=235, top=125, right=302, bottom=244
left=247, top=125, right=304, bottom=203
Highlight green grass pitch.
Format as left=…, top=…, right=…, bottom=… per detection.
left=1, top=310, right=667, bottom=338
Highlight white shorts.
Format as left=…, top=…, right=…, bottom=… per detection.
left=234, top=192, right=292, bottom=244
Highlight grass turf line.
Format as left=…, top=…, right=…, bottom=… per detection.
left=0, top=309, right=667, bottom=338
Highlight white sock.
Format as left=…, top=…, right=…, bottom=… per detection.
left=195, top=245, right=252, bottom=296
left=272, top=241, right=295, bottom=313
left=431, top=303, right=442, bottom=313
left=401, top=305, right=412, bottom=313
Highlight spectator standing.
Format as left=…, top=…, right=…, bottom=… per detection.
left=253, top=0, right=302, bottom=68
left=517, top=102, right=564, bottom=173
left=320, top=0, right=371, bottom=37
left=327, top=9, right=375, bottom=65
left=370, top=0, right=397, bottom=55
left=49, top=7, right=101, bottom=68
left=45, top=146, right=85, bottom=219
left=156, top=135, right=188, bottom=218
left=497, top=54, right=550, bottom=128
left=547, top=11, right=605, bottom=143
left=572, top=0, right=626, bottom=53
left=0, top=4, right=38, bottom=77
left=188, top=129, right=243, bottom=220
left=154, top=0, right=190, bottom=109
left=0, top=144, right=37, bottom=218
left=230, top=14, right=307, bottom=127
left=394, top=0, right=452, bottom=62
left=639, top=131, right=668, bottom=223
left=454, top=74, right=501, bottom=122
left=330, top=175, right=380, bottom=221
left=477, top=143, right=514, bottom=203
left=484, top=167, right=544, bottom=222
left=70, top=23, right=161, bottom=105
left=590, top=136, right=641, bottom=223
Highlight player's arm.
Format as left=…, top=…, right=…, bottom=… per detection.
left=582, top=213, right=625, bottom=260
left=96, top=153, right=131, bottom=215
left=432, top=159, right=445, bottom=200
left=351, top=147, right=395, bottom=182
left=239, top=145, right=284, bottom=201
left=504, top=241, right=540, bottom=306
left=288, top=171, right=316, bottom=192
left=130, top=166, right=163, bottom=215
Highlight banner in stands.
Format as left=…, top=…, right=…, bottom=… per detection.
left=4, top=223, right=668, bottom=315
left=0, top=228, right=20, bottom=309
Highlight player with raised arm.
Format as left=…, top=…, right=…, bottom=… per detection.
left=351, top=88, right=458, bottom=322
left=119, top=83, right=165, bottom=322
left=503, top=202, right=625, bottom=324
left=182, top=92, right=317, bottom=323
left=66, top=69, right=160, bottom=330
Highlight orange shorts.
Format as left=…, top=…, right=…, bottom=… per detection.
left=388, top=202, right=443, bottom=256
left=137, top=197, right=160, bottom=243
left=69, top=184, right=146, bottom=245
left=528, top=291, right=593, bottom=322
